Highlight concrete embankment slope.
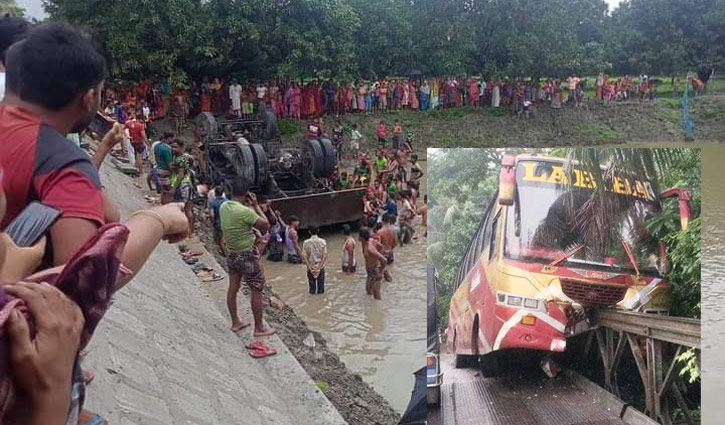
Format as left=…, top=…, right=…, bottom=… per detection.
left=82, top=163, right=347, bottom=425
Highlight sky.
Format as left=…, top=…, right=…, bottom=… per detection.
left=17, top=0, right=626, bottom=20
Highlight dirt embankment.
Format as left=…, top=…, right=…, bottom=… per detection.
left=278, top=94, right=725, bottom=147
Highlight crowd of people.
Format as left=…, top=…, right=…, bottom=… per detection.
left=98, top=70, right=709, bottom=130
left=0, top=15, right=430, bottom=425
left=0, top=18, right=193, bottom=425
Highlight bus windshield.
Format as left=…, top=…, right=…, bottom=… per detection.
left=504, top=160, right=663, bottom=277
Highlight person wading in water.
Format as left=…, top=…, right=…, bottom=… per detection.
left=360, top=227, right=388, bottom=300
left=341, top=224, right=357, bottom=274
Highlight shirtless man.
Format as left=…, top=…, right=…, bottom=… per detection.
left=378, top=213, right=397, bottom=264
left=341, top=224, right=357, bottom=273
left=285, top=215, right=303, bottom=263
left=360, top=227, right=387, bottom=300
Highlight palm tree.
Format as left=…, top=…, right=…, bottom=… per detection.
left=562, top=148, right=695, bottom=261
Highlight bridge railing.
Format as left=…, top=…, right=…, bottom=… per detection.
left=590, top=309, right=700, bottom=425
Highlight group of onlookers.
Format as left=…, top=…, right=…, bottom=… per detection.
left=0, top=18, right=192, bottom=425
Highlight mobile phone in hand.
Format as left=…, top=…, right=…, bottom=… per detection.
left=88, top=112, right=115, bottom=137
left=4, top=202, right=62, bottom=247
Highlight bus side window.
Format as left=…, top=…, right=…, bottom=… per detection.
left=489, top=211, right=501, bottom=262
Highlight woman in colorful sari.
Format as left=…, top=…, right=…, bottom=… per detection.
left=344, top=83, right=353, bottom=114
left=468, top=77, right=479, bottom=107
left=420, top=80, right=430, bottom=110
left=291, top=82, right=302, bottom=120
left=313, top=82, right=322, bottom=118
left=551, top=80, right=563, bottom=109
left=410, top=80, right=419, bottom=110
left=430, top=78, right=439, bottom=109
left=200, top=87, right=211, bottom=113
left=356, top=83, right=364, bottom=113
left=492, top=78, right=501, bottom=107
left=596, top=73, right=604, bottom=102
left=284, top=83, right=294, bottom=117
left=402, top=79, right=410, bottom=108
left=364, top=82, right=372, bottom=114
left=269, top=82, right=280, bottom=116
left=379, top=80, right=388, bottom=112
left=350, top=82, right=357, bottom=112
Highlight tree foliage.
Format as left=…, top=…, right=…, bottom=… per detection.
left=0, top=0, right=24, bottom=16
left=42, top=0, right=724, bottom=81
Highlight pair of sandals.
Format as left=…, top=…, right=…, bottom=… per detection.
left=245, top=340, right=277, bottom=359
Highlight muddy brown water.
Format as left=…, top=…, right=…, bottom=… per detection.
left=263, top=162, right=428, bottom=413
left=263, top=224, right=426, bottom=413
left=701, top=144, right=725, bottom=425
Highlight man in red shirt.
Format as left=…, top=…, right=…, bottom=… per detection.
left=376, top=120, right=388, bottom=148
left=124, top=109, right=148, bottom=174
left=0, top=23, right=114, bottom=266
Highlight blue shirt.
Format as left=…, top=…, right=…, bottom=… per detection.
left=384, top=199, right=398, bottom=216
left=210, top=196, right=226, bottom=230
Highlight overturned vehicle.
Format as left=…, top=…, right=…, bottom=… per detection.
left=196, top=109, right=364, bottom=228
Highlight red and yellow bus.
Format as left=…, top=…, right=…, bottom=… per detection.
left=446, top=154, right=691, bottom=369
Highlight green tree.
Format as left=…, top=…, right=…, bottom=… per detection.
left=0, top=0, right=25, bottom=16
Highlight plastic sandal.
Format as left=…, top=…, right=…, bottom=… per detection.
left=201, top=273, right=224, bottom=282
left=244, top=340, right=268, bottom=350
left=249, top=345, right=277, bottom=358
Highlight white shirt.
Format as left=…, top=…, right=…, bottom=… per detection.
left=256, top=86, right=267, bottom=99
left=229, top=84, right=242, bottom=99
left=351, top=129, right=362, bottom=141
left=0, top=72, right=5, bottom=101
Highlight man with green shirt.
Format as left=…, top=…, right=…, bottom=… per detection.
left=154, top=132, right=174, bottom=204
left=374, top=149, right=388, bottom=175
left=220, top=178, right=275, bottom=336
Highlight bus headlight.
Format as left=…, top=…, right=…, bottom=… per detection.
left=498, top=291, right=544, bottom=312
left=524, top=298, right=539, bottom=309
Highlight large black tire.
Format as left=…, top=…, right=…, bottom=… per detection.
left=238, top=144, right=257, bottom=185
left=195, top=112, right=218, bottom=143
left=304, top=139, right=326, bottom=177
left=453, top=353, right=477, bottom=369
left=233, top=143, right=268, bottom=188
left=479, top=352, right=502, bottom=377
left=317, top=138, right=338, bottom=177
left=248, top=143, right=268, bottom=187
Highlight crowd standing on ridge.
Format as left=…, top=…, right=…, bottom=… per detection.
left=98, top=72, right=709, bottom=129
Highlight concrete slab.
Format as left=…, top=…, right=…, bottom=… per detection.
left=82, top=162, right=347, bottom=424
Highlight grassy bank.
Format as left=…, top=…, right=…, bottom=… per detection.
left=278, top=77, right=725, bottom=148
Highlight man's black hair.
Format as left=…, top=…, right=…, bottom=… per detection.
left=229, top=178, right=249, bottom=197
left=359, top=227, right=371, bottom=240
left=342, top=224, right=351, bottom=235
left=0, top=15, right=30, bottom=65
left=289, top=215, right=300, bottom=223
left=4, top=39, right=22, bottom=93
left=424, top=194, right=428, bottom=203
left=308, top=225, right=319, bottom=235
left=214, top=186, right=223, bottom=197
left=16, top=22, right=108, bottom=110
left=163, top=132, right=175, bottom=140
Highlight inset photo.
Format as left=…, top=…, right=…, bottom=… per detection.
left=427, top=148, right=701, bottom=425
